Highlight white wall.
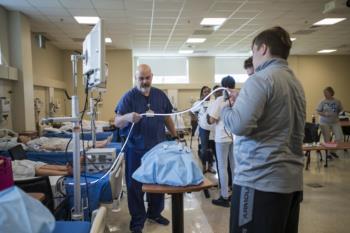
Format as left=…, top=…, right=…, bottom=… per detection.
left=8, top=11, right=35, bottom=131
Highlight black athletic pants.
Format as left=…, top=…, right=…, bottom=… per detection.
left=230, top=184, right=303, bottom=233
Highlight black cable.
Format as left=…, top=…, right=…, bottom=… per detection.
left=64, top=137, right=73, bottom=165
left=64, top=90, right=72, bottom=100
left=80, top=74, right=91, bottom=218
left=56, top=176, right=67, bottom=197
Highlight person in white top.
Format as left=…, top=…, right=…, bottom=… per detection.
left=191, top=86, right=216, bottom=173
left=207, top=76, right=236, bottom=207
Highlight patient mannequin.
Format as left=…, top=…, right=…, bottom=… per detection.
left=11, top=160, right=74, bottom=179
left=17, top=135, right=111, bottom=152
left=34, top=163, right=73, bottom=176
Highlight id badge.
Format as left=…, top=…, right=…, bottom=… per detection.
left=145, top=109, right=155, bottom=117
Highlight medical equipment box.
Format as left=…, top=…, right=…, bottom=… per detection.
left=85, top=148, right=116, bottom=173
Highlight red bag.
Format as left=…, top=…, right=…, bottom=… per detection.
left=0, top=156, right=14, bottom=191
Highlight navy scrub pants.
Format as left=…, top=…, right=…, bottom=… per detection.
left=124, top=147, right=165, bottom=231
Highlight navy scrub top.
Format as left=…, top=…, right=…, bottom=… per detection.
left=115, top=87, right=173, bottom=151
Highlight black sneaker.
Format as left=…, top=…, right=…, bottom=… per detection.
left=148, top=215, right=170, bottom=225
left=330, top=152, right=339, bottom=158
left=212, top=196, right=230, bottom=207
left=207, top=166, right=217, bottom=174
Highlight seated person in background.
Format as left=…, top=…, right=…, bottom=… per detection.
left=12, top=159, right=73, bottom=179
left=17, top=135, right=111, bottom=152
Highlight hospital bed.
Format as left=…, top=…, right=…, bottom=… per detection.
left=42, top=131, right=114, bottom=141
left=3, top=142, right=124, bottom=221
left=65, top=152, right=124, bottom=220
left=52, top=205, right=107, bottom=233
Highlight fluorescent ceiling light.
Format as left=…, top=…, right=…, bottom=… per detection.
left=200, top=18, right=226, bottom=26
left=74, top=16, right=100, bottom=24
left=178, top=50, right=193, bottom=54
left=186, top=38, right=206, bottom=43
left=291, top=38, right=296, bottom=41
left=317, top=49, right=337, bottom=53
left=313, top=18, right=346, bottom=25
left=105, top=37, right=112, bottom=43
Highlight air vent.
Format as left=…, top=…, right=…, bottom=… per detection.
left=307, top=183, right=323, bottom=188
left=293, top=29, right=316, bottom=35
left=193, top=30, right=213, bottom=35
left=337, top=44, right=349, bottom=49
left=72, top=38, right=84, bottom=42
left=194, top=50, right=208, bottom=54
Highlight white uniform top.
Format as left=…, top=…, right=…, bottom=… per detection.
left=207, top=96, right=233, bottom=143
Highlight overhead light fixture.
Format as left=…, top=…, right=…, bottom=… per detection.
left=105, top=37, right=112, bottom=43
left=186, top=38, right=206, bottom=43
left=317, top=49, right=337, bottom=53
left=178, top=50, right=193, bottom=54
left=74, top=16, right=100, bottom=24
left=200, top=18, right=226, bottom=26
left=291, top=38, right=296, bottom=41
left=313, top=18, right=346, bottom=25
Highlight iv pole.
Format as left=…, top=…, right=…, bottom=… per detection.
left=42, top=54, right=84, bottom=220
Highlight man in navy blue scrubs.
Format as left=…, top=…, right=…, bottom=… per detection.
left=115, top=64, right=177, bottom=233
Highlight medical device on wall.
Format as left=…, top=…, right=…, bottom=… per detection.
left=34, top=98, right=43, bottom=134
left=34, top=98, right=42, bottom=113
left=0, top=97, right=10, bottom=123
left=85, top=148, right=116, bottom=173
left=0, top=128, right=17, bottom=142
left=83, top=20, right=106, bottom=89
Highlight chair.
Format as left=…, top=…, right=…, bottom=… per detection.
left=342, top=125, right=350, bottom=142
left=109, top=152, right=125, bottom=211
left=15, top=176, right=54, bottom=212
left=303, top=122, right=322, bottom=170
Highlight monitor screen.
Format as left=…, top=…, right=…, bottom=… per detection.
left=82, top=20, right=106, bottom=89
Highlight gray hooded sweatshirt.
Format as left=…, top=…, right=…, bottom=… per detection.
left=222, top=58, right=306, bottom=193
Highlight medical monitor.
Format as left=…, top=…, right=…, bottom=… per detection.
left=83, top=20, right=106, bottom=89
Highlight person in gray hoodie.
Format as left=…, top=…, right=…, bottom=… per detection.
left=222, top=26, right=306, bottom=233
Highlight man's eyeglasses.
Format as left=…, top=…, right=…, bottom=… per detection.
left=138, top=76, right=151, bottom=81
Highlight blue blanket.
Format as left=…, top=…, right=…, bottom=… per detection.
left=64, top=172, right=112, bottom=220
left=132, top=141, right=203, bottom=186
left=0, top=142, right=121, bottom=165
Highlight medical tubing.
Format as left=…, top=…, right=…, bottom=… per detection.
left=68, top=122, right=135, bottom=185
left=70, top=87, right=227, bottom=185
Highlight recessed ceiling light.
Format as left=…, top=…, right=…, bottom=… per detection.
left=105, top=37, right=112, bottom=43
left=74, top=16, right=100, bottom=24
left=313, top=18, right=346, bottom=26
left=291, top=38, right=296, bottom=41
left=200, top=18, right=226, bottom=26
left=186, top=38, right=206, bottom=43
left=178, top=50, right=193, bottom=54
left=317, top=49, right=337, bottom=53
